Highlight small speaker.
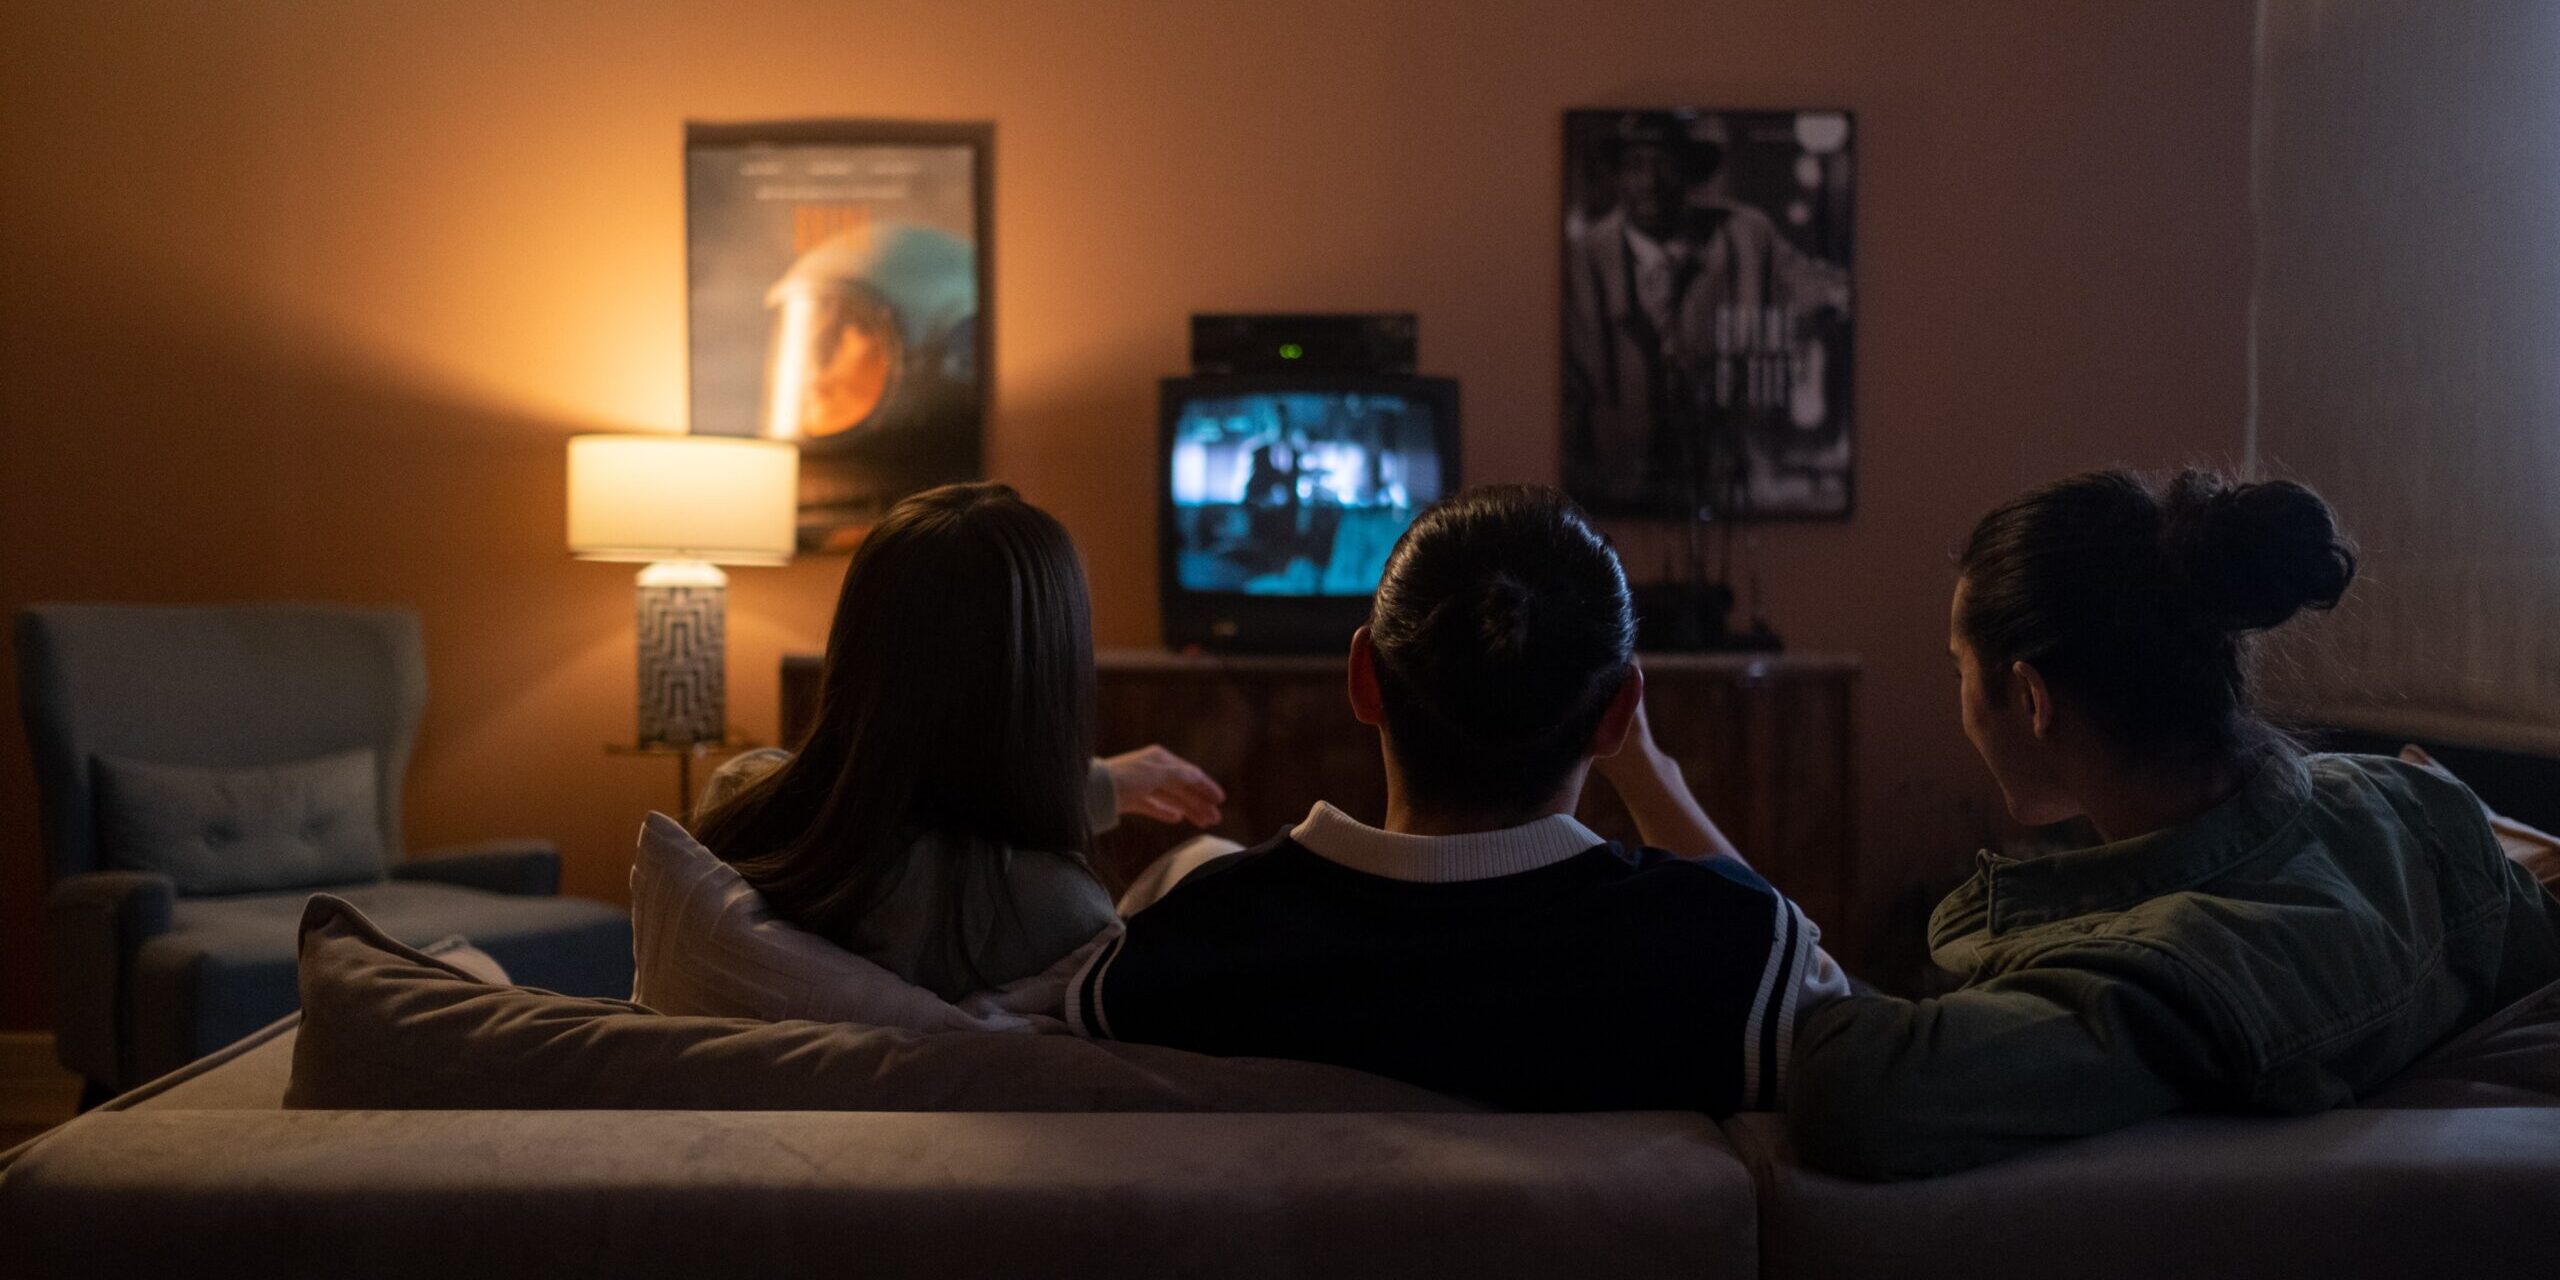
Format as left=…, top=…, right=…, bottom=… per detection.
left=1190, top=313, right=1417, bottom=375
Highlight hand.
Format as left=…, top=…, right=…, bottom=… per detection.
left=1102, top=745, right=1226, bottom=827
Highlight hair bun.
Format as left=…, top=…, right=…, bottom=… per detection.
left=1470, top=574, right=1538, bottom=661
left=2162, top=472, right=2356, bottom=633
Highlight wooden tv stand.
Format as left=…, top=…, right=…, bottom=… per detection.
left=780, top=649, right=1859, bottom=929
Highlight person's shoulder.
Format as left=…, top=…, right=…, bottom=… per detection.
left=1597, top=846, right=1797, bottom=940
left=1150, top=830, right=1306, bottom=898
left=1614, top=844, right=1784, bottom=899
left=989, top=847, right=1119, bottom=966
left=2314, top=749, right=2475, bottom=805
left=1004, top=846, right=1112, bottom=896
left=693, top=746, right=793, bottom=823
left=1117, top=830, right=1326, bottom=934
left=2307, top=751, right=2499, bottom=846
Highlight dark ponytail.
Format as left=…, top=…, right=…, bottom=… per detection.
left=1958, top=468, right=2356, bottom=758
left=1368, top=485, right=1635, bottom=811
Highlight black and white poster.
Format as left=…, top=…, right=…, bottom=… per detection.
left=686, top=120, right=990, bottom=552
left=1563, top=110, right=1854, bottom=519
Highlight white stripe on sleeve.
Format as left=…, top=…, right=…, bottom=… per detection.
left=1062, top=929, right=1126, bottom=1040
left=1737, top=890, right=1791, bottom=1109
left=1769, top=901, right=1842, bottom=1106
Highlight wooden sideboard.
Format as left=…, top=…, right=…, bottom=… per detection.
left=781, top=649, right=1859, bottom=930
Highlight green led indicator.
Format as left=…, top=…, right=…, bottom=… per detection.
left=1278, top=342, right=1304, bottom=360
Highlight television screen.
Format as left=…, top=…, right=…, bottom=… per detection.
left=1167, top=389, right=1450, bottom=597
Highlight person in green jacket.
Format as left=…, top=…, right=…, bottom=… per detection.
left=1789, top=468, right=2560, bottom=1179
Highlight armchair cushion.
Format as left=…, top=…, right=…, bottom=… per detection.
left=125, top=880, right=632, bottom=1087
left=44, top=871, right=177, bottom=1086
left=95, top=748, right=385, bottom=894
left=393, top=839, right=562, bottom=896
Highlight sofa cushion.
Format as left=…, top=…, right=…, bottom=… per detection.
left=2363, top=976, right=2560, bottom=1109
left=129, top=880, right=631, bottom=1085
left=629, top=812, right=1064, bottom=1031
left=290, top=893, right=1469, bottom=1113
left=94, top=748, right=385, bottom=894
left=1726, top=1108, right=2560, bottom=1280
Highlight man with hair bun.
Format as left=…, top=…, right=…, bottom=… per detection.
left=1068, top=485, right=1846, bottom=1115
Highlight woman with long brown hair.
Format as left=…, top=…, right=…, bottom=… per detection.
left=694, top=482, right=1224, bottom=1000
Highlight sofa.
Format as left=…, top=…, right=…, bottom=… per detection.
left=4, top=894, right=2556, bottom=1280
left=3, top=1029, right=2554, bottom=1278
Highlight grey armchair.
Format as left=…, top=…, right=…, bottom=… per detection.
left=17, top=603, right=633, bottom=1096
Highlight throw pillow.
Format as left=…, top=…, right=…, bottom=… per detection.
left=94, top=748, right=385, bottom=895
left=2398, top=745, right=2560, bottom=890
left=419, top=935, right=511, bottom=986
left=629, top=811, right=1075, bottom=1032
left=288, top=893, right=1469, bottom=1113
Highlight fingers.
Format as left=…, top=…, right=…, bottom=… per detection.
left=1179, top=759, right=1227, bottom=805
left=1113, top=747, right=1226, bottom=827
left=1102, top=747, right=1230, bottom=827
left=1138, top=793, right=1218, bottom=827
left=1167, top=757, right=1225, bottom=825
left=1146, top=774, right=1221, bottom=827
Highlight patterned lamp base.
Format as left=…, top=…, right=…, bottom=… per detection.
left=635, top=561, right=727, bottom=746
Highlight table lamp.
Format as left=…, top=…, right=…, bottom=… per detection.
left=567, top=433, right=798, bottom=748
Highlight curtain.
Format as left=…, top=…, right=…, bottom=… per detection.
left=2252, top=0, right=2560, bottom=753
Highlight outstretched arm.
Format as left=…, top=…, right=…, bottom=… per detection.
left=1786, top=951, right=2226, bottom=1179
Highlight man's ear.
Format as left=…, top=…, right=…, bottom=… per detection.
left=2011, top=660, right=2056, bottom=740
left=1590, top=664, right=1644, bottom=758
left=1348, top=627, right=1386, bottom=727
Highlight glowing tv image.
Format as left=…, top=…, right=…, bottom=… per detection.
left=1160, top=375, right=1459, bottom=652
left=1168, top=390, right=1448, bottom=597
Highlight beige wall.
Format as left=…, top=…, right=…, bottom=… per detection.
left=0, top=0, right=2253, bottom=1026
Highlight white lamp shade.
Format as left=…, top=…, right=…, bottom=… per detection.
left=567, top=434, right=799, bottom=565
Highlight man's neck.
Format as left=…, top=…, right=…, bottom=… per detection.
left=1380, top=765, right=1588, bottom=837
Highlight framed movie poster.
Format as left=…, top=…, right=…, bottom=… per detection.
left=1562, top=109, right=1854, bottom=519
left=686, top=120, right=991, bottom=552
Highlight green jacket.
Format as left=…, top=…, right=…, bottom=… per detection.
left=1789, top=752, right=2560, bottom=1180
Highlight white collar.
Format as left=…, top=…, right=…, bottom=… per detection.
left=1289, top=801, right=1608, bottom=884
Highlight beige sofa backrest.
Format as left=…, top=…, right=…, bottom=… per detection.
left=1727, top=1109, right=2560, bottom=1280
left=0, top=1104, right=1756, bottom=1280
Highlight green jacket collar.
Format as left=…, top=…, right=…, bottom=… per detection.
left=1931, top=752, right=2315, bottom=963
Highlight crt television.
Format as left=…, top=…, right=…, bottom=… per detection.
left=1160, top=373, right=1460, bottom=653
